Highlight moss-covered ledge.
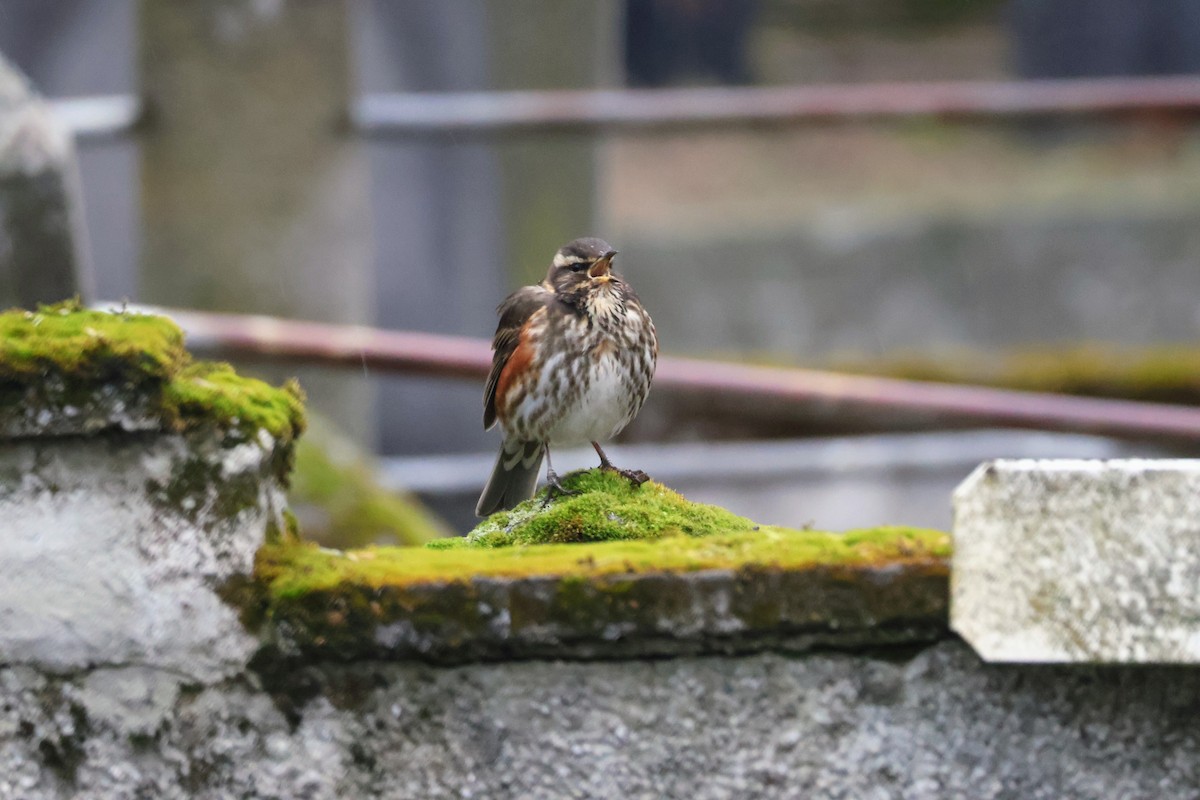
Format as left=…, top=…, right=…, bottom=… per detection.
left=1, top=302, right=306, bottom=681
left=0, top=300, right=305, bottom=445
left=253, top=472, right=950, bottom=664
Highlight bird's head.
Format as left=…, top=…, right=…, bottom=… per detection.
left=545, top=237, right=620, bottom=296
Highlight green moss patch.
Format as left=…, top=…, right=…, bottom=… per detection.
left=0, top=300, right=187, bottom=383
left=834, top=345, right=1200, bottom=406
left=258, top=469, right=948, bottom=598
left=0, top=301, right=305, bottom=443
left=457, top=469, right=754, bottom=547
left=163, top=362, right=305, bottom=444
left=257, top=524, right=949, bottom=600
left=290, top=418, right=451, bottom=548
left=255, top=526, right=951, bottom=663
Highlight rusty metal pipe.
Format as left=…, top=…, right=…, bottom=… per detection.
left=353, top=76, right=1200, bottom=136
left=145, top=306, right=1200, bottom=443
left=163, top=308, right=492, bottom=379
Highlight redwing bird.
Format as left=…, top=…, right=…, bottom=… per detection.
left=476, top=237, right=658, bottom=517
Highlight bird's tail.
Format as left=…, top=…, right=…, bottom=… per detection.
left=475, top=440, right=544, bottom=517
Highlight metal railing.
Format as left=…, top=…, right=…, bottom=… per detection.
left=60, top=76, right=1200, bottom=142
left=69, top=71, right=1200, bottom=446
left=352, top=76, right=1200, bottom=137
left=148, top=306, right=1200, bottom=444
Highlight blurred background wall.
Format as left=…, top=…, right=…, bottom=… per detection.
left=2, top=0, right=1199, bottom=531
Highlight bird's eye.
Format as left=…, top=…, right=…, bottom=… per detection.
left=568, top=262, right=589, bottom=272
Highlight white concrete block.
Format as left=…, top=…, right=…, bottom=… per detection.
left=952, top=459, right=1200, bottom=663
left=0, top=431, right=286, bottom=682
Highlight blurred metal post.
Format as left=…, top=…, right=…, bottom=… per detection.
left=0, top=0, right=138, bottom=302
left=490, top=1, right=622, bottom=286
left=352, top=0, right=618, bottom=455
left=0, top=52, right=93, bottom=307
left=1012, top=0, right=1200, bottom=78
left=138, top=0, right=373, bottom=442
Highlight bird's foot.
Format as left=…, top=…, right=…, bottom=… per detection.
left=599, top=462, right=651, bottom=488
left=540, top=471, right=581, bottom=508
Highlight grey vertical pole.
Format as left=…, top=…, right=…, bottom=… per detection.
left=139, top=0, right=374, bottom=442
left=353, top=0, right=500, bottom=456
left=356, top=0, right=618, bottom=456
left=0, top=53, right=93, bottom=308
left=491, top=0, right=621, bottom=286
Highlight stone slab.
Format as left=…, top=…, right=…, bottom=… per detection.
left=952, top=459, right=1200, bottom=663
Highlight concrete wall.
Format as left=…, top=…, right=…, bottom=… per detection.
left=3, top=406, right=1198, bottom=798
left=625, top=211, right=1200, bottom=363
left=5, top=638, right=1200, bottom=799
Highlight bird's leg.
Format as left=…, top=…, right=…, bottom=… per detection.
left=591, top=441, right=650, bottom=487
left=591, top=440, right=615, bottom=470
left=541, top=445, right=581, bottom=507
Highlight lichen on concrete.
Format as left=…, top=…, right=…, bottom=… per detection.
left=253, top=542, right=950, bottom=663
left=0, top=431, right=280, bottom=681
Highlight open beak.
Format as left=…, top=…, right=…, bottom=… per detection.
left=588, top=250, right=618, bottom=280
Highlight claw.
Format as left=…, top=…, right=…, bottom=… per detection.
left=540, top=469, right=581, bottom=508
left=618, top=468, right=650, bottom=486
left=601, top=464, right=650, bottom=487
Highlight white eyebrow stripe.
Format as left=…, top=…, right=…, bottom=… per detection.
left=553, top=252, right=586, bottom=267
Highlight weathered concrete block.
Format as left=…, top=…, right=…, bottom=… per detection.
left=952, top=459, right=1200, bottom=663
left=0, top=304, right=305, bottom=683
left=0, top=430, right=287, bottom=683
